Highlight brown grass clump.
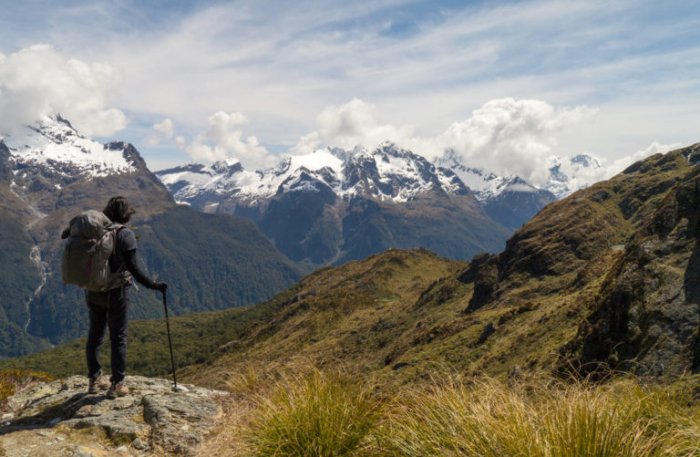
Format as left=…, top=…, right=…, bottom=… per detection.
left=376, top=375, right=700, bottom=457
left=198, top=366, right=700, bottom=457
left=0, top=369, right=53, bottom=410
left=242, top=369, right=382, bottom=456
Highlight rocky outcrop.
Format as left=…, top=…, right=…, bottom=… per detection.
left=566, top=166, right=700, bottom=378
left=0, top=141, right=11, bottom=182
left=0, top=376, right=226, bottom=456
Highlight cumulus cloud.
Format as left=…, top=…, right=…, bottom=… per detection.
left=0, top=44, right=127, bottom=137
left=293, top=97, right=595, bottom=186
left=434, top=98, right=596, bottom=185
left=609, top=141, right=681, bottom=174
left=147, top=118, right=175, bottom=145
left=154, top=118, right=174, bottom=138
left=294, top=98, right=417, bottom=154
left=181, top=111, right=275, bottom=169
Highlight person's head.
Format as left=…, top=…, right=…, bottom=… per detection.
left=103, top=196, right=136, bottom=223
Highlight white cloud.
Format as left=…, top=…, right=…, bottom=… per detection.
left=153, top=118, right=174, bottom=138
left=293, top=97, right=595, bottom=186
left=181, top=111, right=275, bottom=170
left=147, top=117, right=174, bottom=145
left=609, top=141, right=681, bottom=174
left=175, top=135, right=186, bottom=149
left=300, top=98, right=416, bottom=153
left=435, top=98, right=597, bottom=185
left=0, top=44, right=126, bottom=136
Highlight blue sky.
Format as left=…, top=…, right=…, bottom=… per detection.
left=0, top=0, right=699, bottom=182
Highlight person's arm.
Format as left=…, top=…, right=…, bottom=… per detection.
left=123, top=249, right=166, bottom=291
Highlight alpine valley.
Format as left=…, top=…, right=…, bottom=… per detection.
left=0, top=115, right=301, bottom=358
left=8, top=142, right=700, bottom=383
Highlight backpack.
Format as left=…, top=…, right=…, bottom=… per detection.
left=61, top=210, right=131, bottom=292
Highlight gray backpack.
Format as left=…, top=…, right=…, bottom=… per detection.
left=61, top=210, right=131, bottom=292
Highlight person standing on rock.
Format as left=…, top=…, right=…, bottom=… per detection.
left=64, top=196, right=167, bottom=398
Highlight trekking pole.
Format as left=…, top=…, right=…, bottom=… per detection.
left=162, top=289, right=178, bottom=392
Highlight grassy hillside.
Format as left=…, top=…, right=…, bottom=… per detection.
left=0, top=249, right=459, bottom=378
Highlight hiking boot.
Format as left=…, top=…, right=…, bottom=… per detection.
left=107, top=381, right=129, bottom=399
left=88, top=375, right=110, bottom=394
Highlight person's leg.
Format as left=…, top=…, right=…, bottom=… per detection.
left=107, top=293, right=130, bottom=386
left=85, top=302, right=107, bottom=380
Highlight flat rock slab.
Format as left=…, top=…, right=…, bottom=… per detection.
left=0, top=376, right=226, bottom=456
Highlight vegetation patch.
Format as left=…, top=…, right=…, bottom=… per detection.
left=243, top=369, right=382, bottom=457
left=377, top=376, right=700, bottom=457
left=198, top=365, right=700, bottom=457
left=0, top=369, right=54, bottom=410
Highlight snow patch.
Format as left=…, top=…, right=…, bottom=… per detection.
left=4, top=115, right=136, bottom=179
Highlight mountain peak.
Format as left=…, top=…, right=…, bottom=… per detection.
left=4, top=115, right=138, bottom=180
left=158, top=144, right=469, bottom=207
left=210, top=158, right=243, bottom=175
left=570, top=153, right=601, bottom=168
left=544, top=153, right=604, bottom=198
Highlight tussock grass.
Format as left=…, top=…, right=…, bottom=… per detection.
left=242, top=369, right=382, bottom=457
left=376, top=376, right=700, bottom=457
left=203, top=368, right=700, bottom=457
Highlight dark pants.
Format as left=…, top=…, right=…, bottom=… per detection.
left=86, top=287, right=130, bottom=384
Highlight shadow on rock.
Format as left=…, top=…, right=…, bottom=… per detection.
left=1, top=392, right=108, bottom=434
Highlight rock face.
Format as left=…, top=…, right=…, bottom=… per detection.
left=0, top=376, right=225, bottom=456
left=571, top=153, right=700, bottom=378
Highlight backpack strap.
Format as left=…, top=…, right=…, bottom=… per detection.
left=110, top=224, right=125, bottom=256
left=111, top=225, right=132, bottom=278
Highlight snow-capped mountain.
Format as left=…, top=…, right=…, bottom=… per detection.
left=3, top=115, right=138, bottom=178
left=544, top=153, right=604, bottom=199
left=434, top=150, right=556, bottom=229
left=157, top=144, right=540, bottom=264
left=158, top=143, right=468, bottom=212
left=0, top=115, right=158, bottom=215
left=437, top=150, right=545, bottom=202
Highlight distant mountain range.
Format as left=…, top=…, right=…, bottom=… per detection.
left=0, top=115, right=301, bottom=358
left=156, top=143, right=602, bottom=263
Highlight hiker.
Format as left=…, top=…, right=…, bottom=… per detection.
left=63, top=196, right=167, bottom=398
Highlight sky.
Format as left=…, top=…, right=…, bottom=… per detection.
left=0, top=0, right=699, bottom=185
